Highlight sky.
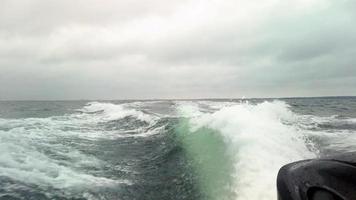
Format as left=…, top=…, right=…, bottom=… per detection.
left=0, top=0, right=355, bottom=100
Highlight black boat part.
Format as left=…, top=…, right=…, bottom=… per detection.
left=277, top=152, right=356, bottom=200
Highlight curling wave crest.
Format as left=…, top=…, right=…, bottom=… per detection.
left=177, top=101, right=317, bottom=200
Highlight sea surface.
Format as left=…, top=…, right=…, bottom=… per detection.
left=1, top=97, right=356, bottom=200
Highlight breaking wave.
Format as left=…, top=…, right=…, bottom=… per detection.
left=175, top=101, right=317, bottom=200
left=0, top=102, right=163, bottom=199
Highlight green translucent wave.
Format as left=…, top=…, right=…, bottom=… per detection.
left=175, top=118, right=236, bottom=200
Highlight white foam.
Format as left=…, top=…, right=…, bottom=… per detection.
left=346, top=118, right=356, bottom=123
left=177, top=101, right=316, bottom=200
left=78, top=102, right=156, bottom=123
left=0, top=129, right=128, bottom=191
left=0, top=102, right=159, bottom=192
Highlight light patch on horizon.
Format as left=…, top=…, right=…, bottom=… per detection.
left=0, top=0, right=355, bottom=100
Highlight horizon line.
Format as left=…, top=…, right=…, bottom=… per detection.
left=0, top=95, right=355, bottom=101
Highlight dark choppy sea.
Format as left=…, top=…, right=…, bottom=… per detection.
left=1, top=97, right=356, bottom=200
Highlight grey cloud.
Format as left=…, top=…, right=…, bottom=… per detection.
left=0, top=0, right=355, bottom=100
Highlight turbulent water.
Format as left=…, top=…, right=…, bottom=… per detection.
left=0, top=97, right=356, bottom=200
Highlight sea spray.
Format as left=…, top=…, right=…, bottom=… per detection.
left=176, top=101, right=316, bottom=200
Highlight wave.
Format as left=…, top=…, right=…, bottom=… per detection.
left=77, top=102, right=157, bottom=123
left=0, top=102, right=165, bottom=199
left=176, top=101, right=316, bottom=200
left=0, top=126, right=127, bottom=199
left=2, top=100, right=355, bottom=199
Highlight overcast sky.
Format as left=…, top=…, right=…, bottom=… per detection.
left=0, top=0, right=355, bottom=100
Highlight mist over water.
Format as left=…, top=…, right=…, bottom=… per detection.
left=0, top=97, right=356, bottom=200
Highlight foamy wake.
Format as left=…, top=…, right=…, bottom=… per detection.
left=0, top=102, right=160, bottom=197
left=2, top=101, right=355, bottom=199
left=177, top=101, right=316, bottom=200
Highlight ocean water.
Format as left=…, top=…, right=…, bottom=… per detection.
left=0, top=97, right=356, bottom=200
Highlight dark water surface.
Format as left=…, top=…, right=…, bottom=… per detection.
left=0, top=97, right=356, bottom=200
